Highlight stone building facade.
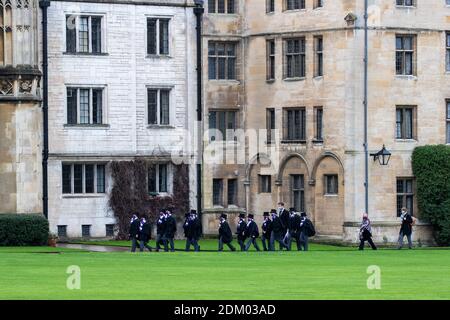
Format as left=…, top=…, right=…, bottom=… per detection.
left=201, top=0, right=450, bottom=244
left=0, top=0, right=42, bottom=215
left=45, top=0, right=199, bottom=238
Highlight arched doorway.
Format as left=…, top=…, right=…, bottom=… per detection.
left=311, top=153, right=345, bottom=236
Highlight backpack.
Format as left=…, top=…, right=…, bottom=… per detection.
left=305, top=219, right=316, bottom=237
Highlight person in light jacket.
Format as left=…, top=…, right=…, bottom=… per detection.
left=358, top=213, right=377, bottom=250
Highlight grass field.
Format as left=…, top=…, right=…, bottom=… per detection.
left=1, top=242, right=449, bottom=300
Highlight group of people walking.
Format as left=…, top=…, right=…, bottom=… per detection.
left=358, top=207, right=416, bottom=250
left=218, top=202, right=316, bottom=252
left=128, top=204, right=416, bottom=253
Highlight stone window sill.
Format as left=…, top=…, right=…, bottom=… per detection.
left=324, top=194, right=338, bottom=197
left=209, top=79, right=240, bottom=85
left=62, top=194, right=106, bottom=199
left=283, top=77, right=306, bottom=82
left=281, top=140, right=307, bottom=144
left=63, top=52, right=109, bottom=56
left=396, top=6, right=416, bottom=9
left=146, top=54, right=172, bottom=59
left=147, top=125, right=176, bottom=129
left=395, top=75, right=417, bottom=81
left=64, top=124, right=110, bottom=129
left=395, top=139, right=417, bottom=143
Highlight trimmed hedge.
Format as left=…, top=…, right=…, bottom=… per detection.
left=412, top=145, right=450, bottom=246
left=0, top=214, right=49, bottom=246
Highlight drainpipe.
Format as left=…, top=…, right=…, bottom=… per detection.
left=363, top=0, right=369, bottom=214
left=193, top=1, right=204, bottom=219
left=39, top=0, right=50, bottom=219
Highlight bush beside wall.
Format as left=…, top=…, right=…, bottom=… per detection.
left=0, top=214, right=49, bottom=246
left=412, top=145, right=450, bottom=246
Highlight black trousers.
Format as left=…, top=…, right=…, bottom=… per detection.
left=359, top=231, right=377, bottom=250
left=261, top=234, right=270, bottom=251
left=164, top=236, right=175, bottom=252
left=155, top=234, right=165, bottom=251
left=185, top=238, right=200, bottom=252
left=238, top=238, right=246, bottom=251
left=218, top=237, right=236, bottom=251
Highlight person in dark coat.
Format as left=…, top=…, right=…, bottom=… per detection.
left=244, top=214, right=261, bottom=251
left=183, top=212, right=192, bottom=251
left=164, top=209, right=177, bottom=252
left=359, top=213, right=377, bottom=250
left=128, top=213, right=140, bottom=252
left=185, top=209, right=201, bottom=252
left=155, top=210, right=166, bottom=252
left=138, top=215, right=152, bottom=252
left=218, top=213, right=236, bottom=251
left=287, top=208, right=301, bottom=251
left=278, top=202, right=290, bottom=246
left=269, top=209, right=288, bottom=251
left=236, top=213, right=247, bottom=251
left=299, top=212, right=310, bottom=251
left=398, top=207, right=414, bottom=249
left=261, top=212, right=273, bottom=251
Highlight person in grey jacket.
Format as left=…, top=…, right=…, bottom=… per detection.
left=358, top=213, right=377, bottom=250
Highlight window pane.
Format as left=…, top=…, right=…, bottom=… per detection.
left=405, top=108, right=413, bottom=139
left=78, top=17, right=89, bottom=52
left=208, top=57, right=216, bottom=79
left=213, top=179, right=223, bottom=205
left=79, top=89, right=90, bottom=124
left=92, top=89, right=102, bottom=124
left=228, top=0, right=235, bottom=13
left=227, top=57, right=236, bottom=79
left=148, top=165, right=156, bottom=193
left=85, top=164, right=94, bottom=193
left=218, top=0, right=225, bottom=13
left=208, top=0, right=216, bottom=13
left=91, top=17, right=102, bottom=53
left=66, top=15, right=76, bottom=53
left=96, top=165, right=105, bottom=193
left=160, top=90, right=170, bottom=125
left=147, top=19, right=157, bottom=55
left=74, top=164, right=83, bottom=193
left=67, top=88, right=77, bottom=124
left=148, top=90, right=157, bottom=124
left=227, top=179, right=237, bottom=205
left=396, top=109, right=402, bottom=138
left=159, top=19, right=169, bottom=55
left=62, top=164, right=72, bottom=194
left=209, top=111, right=217, bottom=141
left=218, top=57, right=226, bottom=79
left=159, top=164, right=168, bottom=193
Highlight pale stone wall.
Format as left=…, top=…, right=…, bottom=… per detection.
left=201, top=0, right=447, bottom=244
left=46, top=0, right=197, bottom=237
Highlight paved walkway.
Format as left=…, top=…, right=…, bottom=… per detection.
left=57, top=243, right=130, bottom=252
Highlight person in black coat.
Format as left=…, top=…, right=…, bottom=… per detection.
left=299, top=212, right=311, bottom=251
left=185, top=209, right=201, bottom=252
left=128, top=213, right=140, bottom=252
left=236, top=213, right=247, bottom=251
left=261, top=212, right=272, bottom=251
left=269, top=209, right=288, bottom=251
left=218, top=213, right=236, bottom=251
left=183, top=212, right=192, bottom=251
left=155, top=210, right=166, bottom=252
left=278, top=202, right=290, bottom=246
left=164, top=209, right=177, bottom=252
left=139, top=216, right=153, bottom=252
left=244, top=214, right=261, bottom=251
left=398, top=207, right=414, bottom=249
left=287, top=208, right=301, bottom=251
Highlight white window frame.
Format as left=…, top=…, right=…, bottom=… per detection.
left=62, top=163, right=107, bottom=196
left=147, top=163, right=173, bottom=195
left=145, top=15, right=173, bottom=57
left=65, top=85, right=107, bottom=125
left=64, top=13, right=107, bottom=54
left=146, top=85, right=174, bottom=127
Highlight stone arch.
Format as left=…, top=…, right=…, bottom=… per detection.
left=276, top=153, right=310, bottom=184
left=311, top=151, right=345, bottom=185
left=312, top=152, right=345, bottom=236
left=244, top=152, right=274, bottom=183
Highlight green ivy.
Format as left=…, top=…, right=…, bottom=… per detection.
left=0, top=214, right=49, bottom=246
left=412, top=145, right=450, bottom=246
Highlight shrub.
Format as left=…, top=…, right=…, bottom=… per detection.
left=0, top=214, right=49, bottom=246
left=412, top=145, right=450, bottom=246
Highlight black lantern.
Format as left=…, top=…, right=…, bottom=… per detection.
left=370, top=145, right=391, bottom=166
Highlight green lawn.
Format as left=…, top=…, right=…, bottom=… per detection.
left=1, top=243, right=449, bottom=300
